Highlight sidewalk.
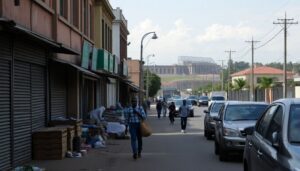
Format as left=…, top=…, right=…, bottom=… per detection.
left=30, top=107, right=157, bottom=171
left=30, top=138, right=130, bottom=171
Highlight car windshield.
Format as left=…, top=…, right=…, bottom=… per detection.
left=211, top=103, right=224, bottom=114
left=224, top=104, right=268, bottom=121
left=188, top=96, right=197, bottom=99
left=289, top=104, right=300, bottom=143
left=173, top=96, right=181, bottom=99
left=175, top=100, right=183, bottom=106
left=200, top=96, right=209, bottom=100
left=211, top=96, right=225, bottom=101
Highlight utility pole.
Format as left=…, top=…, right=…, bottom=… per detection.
left=225, top=50, right=236, bottom=99
left=218, top=60, right=225, bottom=91
left=274, top=13, right=298, bottom=98
left=246, top=37, right=260, bottom=101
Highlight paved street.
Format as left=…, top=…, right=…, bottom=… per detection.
left=32, top=106, right=242, bottom=171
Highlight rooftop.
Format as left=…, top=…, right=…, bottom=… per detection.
left=231, top=66, right=293, bottom=77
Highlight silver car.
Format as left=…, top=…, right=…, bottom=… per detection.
left=244, top=99, right=300, bottom=171
left=214, top=101, right=268, bottom=161
left=204, top=101, right=225, bottom=139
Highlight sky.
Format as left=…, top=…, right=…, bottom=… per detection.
left=109, top=0, right=300, bottom=66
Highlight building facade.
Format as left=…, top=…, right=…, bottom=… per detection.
left=231, top=66, right=294, bottom=87
left=0, top=0, right=132, bottom=169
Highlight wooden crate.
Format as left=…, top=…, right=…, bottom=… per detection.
left=49, top=120, right=82, bottom=137
left=32, top=127, right=68, bottom=160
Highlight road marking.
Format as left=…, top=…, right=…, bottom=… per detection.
left=151, top=132, right=203, bottom=136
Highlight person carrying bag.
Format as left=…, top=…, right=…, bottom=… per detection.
left=125, top=98, right=148, bottom=159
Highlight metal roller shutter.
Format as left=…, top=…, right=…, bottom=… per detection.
left=0, top=59, right=11, bottom=170
left=31, top=65, right=46, bottom=131
left=14, top=40, right=46, bottom=66
left=50, top=64, right=67, bottom=119
left=13, top=61, right=31, bottom=166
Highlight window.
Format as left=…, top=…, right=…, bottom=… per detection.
left=83, top=0, right=88, bottom=35
left=59, top=0, right=67, bottom=19
left=256, top=105, right=278, bottom=136
left=265, top=106, right=283, bottom=142
left=70, top=0, right=79, bottom=28
left=102, top=20, right=105, bottom=48
left=224, top=104, right=268, bottom=121
left=289, top=104, right=300, bottom=143
left=89, top=4, right=93, bottom=39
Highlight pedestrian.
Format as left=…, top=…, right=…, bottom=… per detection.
left=124, top=98, right=146, bottom=159
left=156, top=100, right=162, bottom=119
left=168, top=102, right=176, bottom=125
left=147, top=99, right=151, bottom=110
left=162, top=98, right=167, bottom=117
left=179, top=100, right=189, bottom=133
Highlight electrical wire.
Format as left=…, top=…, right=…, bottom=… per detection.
left=255, top=28, right=283, bottom=50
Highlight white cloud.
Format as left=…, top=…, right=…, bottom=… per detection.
left=197, top=24, right=256, bottom=42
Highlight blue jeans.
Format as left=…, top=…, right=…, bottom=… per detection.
left=129, top=123, right=142, bottom=154
left=181, top=117, right=187, bottom=130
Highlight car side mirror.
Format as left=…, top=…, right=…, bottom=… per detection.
left=244, top=126, right=254, bottom=135
left=204, top=110, right=209, bottom=114
left=213, top=116, right=221, bottom=122
left=272, top=132, right=279, bottom=149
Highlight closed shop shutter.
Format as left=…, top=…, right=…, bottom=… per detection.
left=31, top=65, right=46, bottom=131
left=14, top=40, right=46, bottom=66
left=0, top=59, right=11, bottom=170
left=13, top=61, right=31, bottom=166
left=50, top=64, right=67, bottom=119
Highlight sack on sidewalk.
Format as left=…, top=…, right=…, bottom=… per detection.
left=140, top=121, right=152, bottom=137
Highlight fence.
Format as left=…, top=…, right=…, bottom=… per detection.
left=228, top=86, right=295, bottom=102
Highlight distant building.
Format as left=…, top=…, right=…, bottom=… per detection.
left=147, top=56, right=221, bottom=75
left=128, top=59, right=141, bottom=87
left=231, top=66, right=294, bottom=86
left=145, top=56, right=221, bottom=91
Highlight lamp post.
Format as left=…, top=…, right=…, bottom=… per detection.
left=146, top=54, right=155, bottom=99
left=139, top=32, right=158, bottom=104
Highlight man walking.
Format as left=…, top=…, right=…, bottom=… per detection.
left=156, top=100, right=162, bottom=119
left=168, top=102, right=176, bottom=125
left=125, top=98, right=146, bottom=159
left=179, top=100, right=189, bottom=133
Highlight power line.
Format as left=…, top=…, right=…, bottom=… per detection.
left=255, top=28, right=283, bottom=50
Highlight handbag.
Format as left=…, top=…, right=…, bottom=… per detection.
left=140, top=120, right=152, bottom=137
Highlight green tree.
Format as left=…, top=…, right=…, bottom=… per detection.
left=257, top=77, right=274, bottom=103
left=144, top=70, right=161, bottom=97
left=233, top=78, right=247, bottom=91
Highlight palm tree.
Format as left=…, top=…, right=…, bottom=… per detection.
left=257, top=77, right=274, bottom=103
left=233, top=78, right=247, bottom=91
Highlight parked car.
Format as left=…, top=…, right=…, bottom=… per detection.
left=243, top=99, right=300, bottom=171
left=204, top=101, right=225, bottom=139
left=187, top=95, right=198, bottom=106
left=199, top=96, right=209, bottom=106
left=214, top=101, right=268, bottom=161
left=174, top=99, right=194, bottom=117
left=208, top=96, right=226, bottom=106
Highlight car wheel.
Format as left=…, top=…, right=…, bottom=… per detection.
left=219, top=144, right=228, bottom=161
left=214, top=140, right=219, bottom=155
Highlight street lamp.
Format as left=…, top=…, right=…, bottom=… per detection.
left=139, top=32, right=158, bottom=104
left=146, top=54, right=155, bottom=99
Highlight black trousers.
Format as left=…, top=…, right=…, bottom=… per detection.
left=181, top=117, right=187, bottom=130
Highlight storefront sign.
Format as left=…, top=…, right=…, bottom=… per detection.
left=81, top=40, right=92, bottom=69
